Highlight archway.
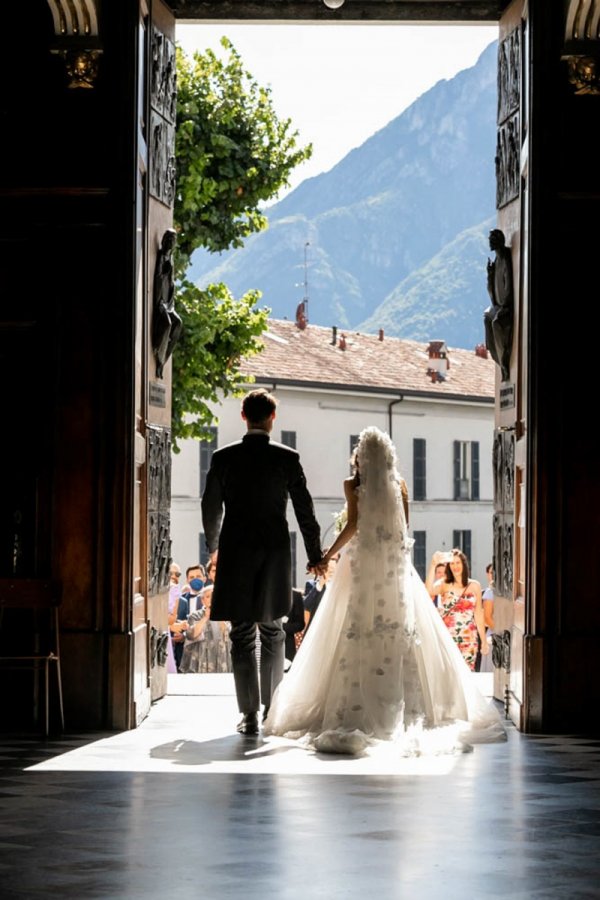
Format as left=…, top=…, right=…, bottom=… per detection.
left=1, top=1, right=597, bottom=736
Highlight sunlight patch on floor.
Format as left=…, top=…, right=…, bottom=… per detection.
left=23, top=673, right=492, bottom=776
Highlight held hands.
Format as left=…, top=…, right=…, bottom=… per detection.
left=306, top=547, right=329, bottom=578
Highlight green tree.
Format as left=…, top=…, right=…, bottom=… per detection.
left=171, top=41, right=312, bottom=449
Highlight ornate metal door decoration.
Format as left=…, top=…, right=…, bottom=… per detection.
left=148, top=426, right=171, bottom=596
left=152, top=229, right=182, bottom=379
left=150, top=25, right=176, bottom=207
left=492, top=428, right=515, bottom=601
left=496, top=29, right=521, bottom=208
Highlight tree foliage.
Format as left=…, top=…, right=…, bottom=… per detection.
left=171, top=40, right=312, bottom=449
left=172, top=281, right=267, bottom=445
left=174, top=39, right=312, bottom=269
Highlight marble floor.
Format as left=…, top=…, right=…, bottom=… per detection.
left=1, top=674, right=599, bottom=899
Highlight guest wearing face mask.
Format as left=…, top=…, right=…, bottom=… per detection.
left=180, top=558, right=232, bottom=674
left=172, top=575, right=204, bottom=670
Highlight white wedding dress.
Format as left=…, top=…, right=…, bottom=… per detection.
left=264, top=427, right=506, bottom=755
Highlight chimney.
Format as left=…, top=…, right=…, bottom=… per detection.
left=295, top=301, right=307, bottom=331
left=331, top=325, right=337, bottom=346
left=339, top=333, right=347, bottom=351
left=475, top=343, right=488, bottom=359
left=378, top=328, right=384, bottom=341
left=426, top=340, right=448, bottom=382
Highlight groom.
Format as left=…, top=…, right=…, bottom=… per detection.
left=201, top=388, right=323, bottom=734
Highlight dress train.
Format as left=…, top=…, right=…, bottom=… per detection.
left=264, top=543, right=505, bottom=755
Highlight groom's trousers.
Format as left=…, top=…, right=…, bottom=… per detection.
left=230, top=619, right=285, bottom=714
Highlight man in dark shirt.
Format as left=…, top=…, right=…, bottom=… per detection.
left=303, top=555, right=339, bottom=635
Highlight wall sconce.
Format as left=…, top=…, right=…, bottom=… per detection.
left=47, top=0, right=102, bottom=89
left=323, top=0, right=346, bottom=8
left=562, top=0, right=600, bottom=95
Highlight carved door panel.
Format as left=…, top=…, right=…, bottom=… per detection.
left=129, top=0, right=176, bottom=723
left=131, top=2, right=151, bottom=726
left=494, top=1, right=528, bottom=728
left=145, top=3, right=176, bottom=704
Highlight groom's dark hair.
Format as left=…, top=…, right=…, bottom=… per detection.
left=242, top=388, right=277, bottom=425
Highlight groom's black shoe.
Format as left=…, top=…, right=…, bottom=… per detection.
left=236, top=713, right=259, bottom=735
left=262, top=707, right=270, bottom=723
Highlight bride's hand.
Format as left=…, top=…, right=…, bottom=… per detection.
left=315, top=559, right=328, bottom=577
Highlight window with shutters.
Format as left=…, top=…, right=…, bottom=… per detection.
left=453, top=441, right=480, bottom=500
left=413, top=438, right=426, bottom=501
left=413, top=531, right=426, bottom=580
left=452, top=530, right=472, bottom=564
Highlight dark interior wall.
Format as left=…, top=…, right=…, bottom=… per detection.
left=527, top=1, right=600, bottom=732
left=0, top=2, right=139, bottom=728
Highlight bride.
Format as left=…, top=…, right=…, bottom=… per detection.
left=264, top=426, right=505, bottom=755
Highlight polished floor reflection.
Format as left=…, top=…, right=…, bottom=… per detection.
left=1, top=675, right=599, bottom=898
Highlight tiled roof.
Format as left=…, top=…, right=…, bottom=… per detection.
left=242, top=319, right=495, bottom=400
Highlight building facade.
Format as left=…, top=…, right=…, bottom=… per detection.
left=172, top=321, right=495, bottom=587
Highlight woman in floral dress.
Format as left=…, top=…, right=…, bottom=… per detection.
left=427, top=549, right=487, bottom=671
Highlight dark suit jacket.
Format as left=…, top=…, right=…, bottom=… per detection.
left=176, top=595, right=189, bottom=621
left=176, top=591, right=203, bottom=620
left=201, top=432, right=322, bottom=622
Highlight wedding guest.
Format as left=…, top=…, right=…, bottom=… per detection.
left=180, top=562, right=232, bottom=674
left=172, top=577, right=204, bottom=670
left=429, top=560, right=448, bottom=607
left=166, top=563, right=182, bottom=675
left=479, top=563, right=495, bottom=674
left=181, top=563, right=205, bottom=595
left=203, top=558, right=216, bottom=589
left=426, top=549, right=488, bottom=672
left=282, top=588, right=306, bottom=668
left=303, top=555, right=339, bottom=635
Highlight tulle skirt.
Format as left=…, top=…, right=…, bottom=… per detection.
left=264, top=544, right=506, bottom=755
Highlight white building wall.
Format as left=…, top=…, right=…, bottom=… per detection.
left=170, top=385, right=494, bottom=590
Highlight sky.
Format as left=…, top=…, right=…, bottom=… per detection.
left=176, top=23, right=498, bottom=197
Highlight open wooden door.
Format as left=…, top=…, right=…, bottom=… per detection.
left=129, top=0, right=176, bottom=725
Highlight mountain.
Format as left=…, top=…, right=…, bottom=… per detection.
left=189, top=41, right=498, bottom=341
left=359, top=217, right=495, bottom=348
